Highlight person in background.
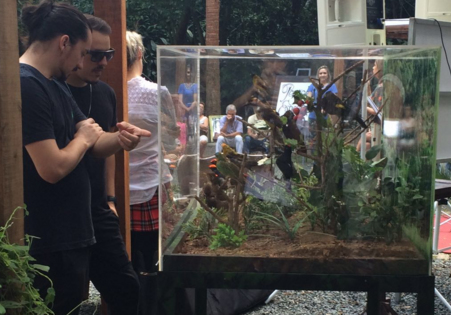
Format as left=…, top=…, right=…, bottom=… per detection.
left=198, top=101, right=209, bottom=157
left=19, top=2, right=149, bottom=314
left=65, top=15, right=139, bottom=314
left=306, top=65, right=338, bottom=150
left=174, top=94, right=187, bottom=155
left=178, top=64, right=198, bottom=112
left=216, top=104, right=243, bottom=154
left=244, top=106, right=269, bottom=154
left=357, top=59, right=384, bottom=151
left=178, top=64, right=198, bottom=144
left=126, top=30, right=173, bottom=313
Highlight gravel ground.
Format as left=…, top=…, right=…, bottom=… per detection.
left=79, top=255, right=451, bottom=315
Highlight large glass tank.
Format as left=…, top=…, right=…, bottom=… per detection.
left=158, top=46, right=440, bottom=276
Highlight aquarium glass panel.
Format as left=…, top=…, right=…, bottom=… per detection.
left=158, top=46, right=440, bottom=276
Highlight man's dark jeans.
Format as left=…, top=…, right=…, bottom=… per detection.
left=244, top=135, right=268, bottom=154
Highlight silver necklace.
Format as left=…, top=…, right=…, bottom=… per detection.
left=86, top=84, right=92, bottom=117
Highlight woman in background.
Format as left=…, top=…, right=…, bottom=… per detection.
left=178, top=64, right=198, bottom=147
left=306, top=65, right=337, bottom=150
left=178, top=64, right=198, bottom=111
left=126, top=31, right=172, bottom=275
left=198, top=101, right=209, bottom=157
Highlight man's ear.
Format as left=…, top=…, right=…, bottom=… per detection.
left=137, top=49, right=143, bottom=60
left=59, top=35, right=70, bottom=51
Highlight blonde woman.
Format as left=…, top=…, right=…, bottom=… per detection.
left=306, top=65, right=337, bottom=149
left=126, top=31, right=172, bottom=276
left=306, top=65, right=338, bottom=120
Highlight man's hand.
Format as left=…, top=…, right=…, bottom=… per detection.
left=75, top=118, right=104, bottom=148
left=108, top=201, right=118, bottom=217
left=226, top=114, right=234, bottom=122
left=116, top=121, right=152, bottom=151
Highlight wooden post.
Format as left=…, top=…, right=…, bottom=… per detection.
left=205, top=0, right=221, bottom=114
left=0, top=0, right=24, bottom=244
left=93, top=0, right=131, bottom=254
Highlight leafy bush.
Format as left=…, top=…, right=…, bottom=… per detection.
left=210, top=224, right=247, bottom=250
left=0, top=207, right=54, bottom=315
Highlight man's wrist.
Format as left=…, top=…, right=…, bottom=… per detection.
left=107, top=195, right=117, bottom=204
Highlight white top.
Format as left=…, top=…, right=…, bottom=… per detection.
left=247, top=114, right=269, bottom=140
left=127, top=76, right=172, bottom=205
left=200, top=115, right=207, bottom=125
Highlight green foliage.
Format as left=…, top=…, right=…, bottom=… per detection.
left=255, top=207, right=311, bottom=240
left=436, top=163, right=451, bottom=180
left=365, top=144, right=382, bottom=160
left=182, top=207, right=215, bottom=240
left=219, top=0, right=318, bottom=46
left=209, top=224, right=247, bottom=250
left=0, top=207, right=54, bottom=315
left=340, top=144, right=430, bottom=243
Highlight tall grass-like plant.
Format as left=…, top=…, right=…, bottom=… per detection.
left=0, top=206, right=54, bottom=315
left=255, top=207, right=312, bottom=240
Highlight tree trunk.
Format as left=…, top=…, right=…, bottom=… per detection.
left=93, top=0, right=131, bottom=255
left=0, top=0, right=23, bottom=244
left=175, top=0, right=194, bottom=44
left=205, top=0, right=221, bottom=115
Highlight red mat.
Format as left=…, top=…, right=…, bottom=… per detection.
left=435, top=214, right=451, bottom=254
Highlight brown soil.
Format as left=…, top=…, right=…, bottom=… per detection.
left=176, top=230, right=421, bottom=260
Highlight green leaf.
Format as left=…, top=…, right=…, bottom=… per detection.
left=160, top=37, right=168, bottom=45
left=284, top=138, right=298, bottom=147
left=413, top=194, right=423, bottom=200
left=370, top=157, right=388, bottom=169
left=0, top=304, right=5, bottom=314
left=45, top=287, right=56, bottom=306
left=32, top=264, right=50, bottom=272
left=1, top=300, right=24, bottom=308
left=299, top=169, right=309, bottom=178
left=365, top=144, right=382, bottom=160
left=280, top=116, right=287, bottom=125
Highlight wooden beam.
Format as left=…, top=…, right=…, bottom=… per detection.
left=93, top=0, right=131, bottom=254
left=0, top=0, right=24, bottom=244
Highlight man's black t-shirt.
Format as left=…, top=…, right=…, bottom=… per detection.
left=20, top=64, right=95, bottom=255
left=68, top=81, right=118, bottom=235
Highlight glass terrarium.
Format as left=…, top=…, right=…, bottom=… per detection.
left=158, top=46, right=440, bottom=276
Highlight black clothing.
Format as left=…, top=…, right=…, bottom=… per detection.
left=68, top=81, right=139, bottom=315
left=68, top=81, right=117, bottom=210
left=20, top=64, right=94, bottom=255
left=33, top=248, right=91, bottom=315
left=20, top=63, right=94, bottom=315
left=89, top=211, right=140, bottom=315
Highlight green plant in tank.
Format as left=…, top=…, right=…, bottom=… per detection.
left=254, top=206, right=312, bottom=241
left=0, top=206, right=55, bottom=315
left=182, top=207, right=216, bottom=241
left=210, top=224, right=247, bottom=250
left=338, top=145, right=388, bottom=238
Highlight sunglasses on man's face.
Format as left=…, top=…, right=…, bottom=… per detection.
left=87, top=49, right=115, bottom=63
